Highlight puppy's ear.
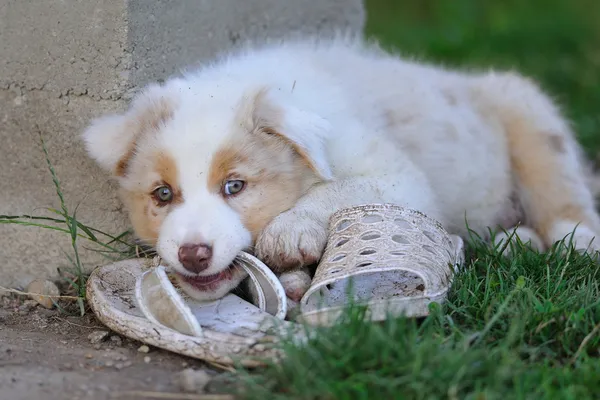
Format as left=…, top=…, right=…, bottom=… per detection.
left=82, top=84, right=176, bottom=177
left=82, top=113, right=133, bottom=176
left=250, top=89, right=333, bottom=180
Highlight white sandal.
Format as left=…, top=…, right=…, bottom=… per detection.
left=298, top=204, right=464, bottom=326
left=86, top=252, right=289, bottom=367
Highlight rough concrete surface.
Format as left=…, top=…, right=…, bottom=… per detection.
left=0, top=0, right=366, bottom=288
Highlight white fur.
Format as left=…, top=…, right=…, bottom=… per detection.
left=550, top=221, right=598, bottom=253
left=83, top=36, right=600, bottom=301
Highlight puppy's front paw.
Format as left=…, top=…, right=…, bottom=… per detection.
left=256, top=210, right=328, bottom=272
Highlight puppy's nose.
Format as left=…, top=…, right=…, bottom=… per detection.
left=177, top=243, right=213, bottom=273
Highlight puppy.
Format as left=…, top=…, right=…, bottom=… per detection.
left=82, top=36, right=600, bottom=302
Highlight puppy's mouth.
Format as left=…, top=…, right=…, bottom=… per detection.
left=174, top=265, right=236, bottom=291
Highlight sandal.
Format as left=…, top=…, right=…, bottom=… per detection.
left=298, top=204, right=464, bottom=326
left=86, top=252, right=289, bottom=367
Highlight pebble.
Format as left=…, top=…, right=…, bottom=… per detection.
left=143, top=356, right=151, bottom=363
left=137, top=345, right=150, bottom=353
left=176, top=368, right=212, bottom=393
left=18, top=300, right=38, bottom=315
left=114, top=361, right=132, bottom=370
left=26, top=280, right=60, bottom=309
left=22, top=300, right=39, bottom=309
left=88, top=330, right=109, bottom=344
left=109, top=336, right=122, bottom=346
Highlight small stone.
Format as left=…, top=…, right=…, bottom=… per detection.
left=26, top=280, right=60, bottom=309
left=143, top=356, right=151, bottom=363
left=88, top=330, right=109, bottom=344
left=22, top=300, right=39, bottom=309
left=18, top=300, right=37, bottom=314
left=137, top=345, right=150, bottom=353
left=104, top=360, right=114, bottom=367
left=176, top=368, right=212, bottom=393
left=0, top=310, right=9, bottom=323
left=85, top=354, right=93, bottom=359
left=114, top=362, right=124, bottom=370
left=109, top=336, right=122, bottom=346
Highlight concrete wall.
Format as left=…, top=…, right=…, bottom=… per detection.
left=0, top=0, right=365, bottom=287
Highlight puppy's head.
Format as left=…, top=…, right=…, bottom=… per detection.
left=83, top=80, right=331, bottom=300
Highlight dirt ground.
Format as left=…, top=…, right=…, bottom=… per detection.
left=0, top=295, right=230, bottom=400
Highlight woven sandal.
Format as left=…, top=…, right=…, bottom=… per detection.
left=86, top=252, right=289, bottom=367
left=298, top=204, right=465, bottom=326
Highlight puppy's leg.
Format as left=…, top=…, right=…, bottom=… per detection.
left=256, top=170, right=440, bottom=272
left=493, top=226, right=544, bottom=257
left=472, top=72, right=600, bottom=253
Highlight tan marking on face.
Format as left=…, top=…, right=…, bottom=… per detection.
left=115, top=97, right=175, bottom=177
left=207, top=148, right=248, bottom=190
left=115, top=143, right=136, bottom=177
left=120, top=150, right=182, bottom=245
left=208, top=128, right=321, bottom=241
left=120, top=190, right=162, bottom=244
left=154, top=152, right=183, bottom=204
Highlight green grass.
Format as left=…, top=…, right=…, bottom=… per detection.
left=230, top=1, right=600, bottom=398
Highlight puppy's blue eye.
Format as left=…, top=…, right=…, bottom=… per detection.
left=223, top=180, right=246, bottom=196
left=152, top=185, right=174, bottom=204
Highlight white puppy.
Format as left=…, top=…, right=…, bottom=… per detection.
left=82, top=36, right=600, bottom=302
